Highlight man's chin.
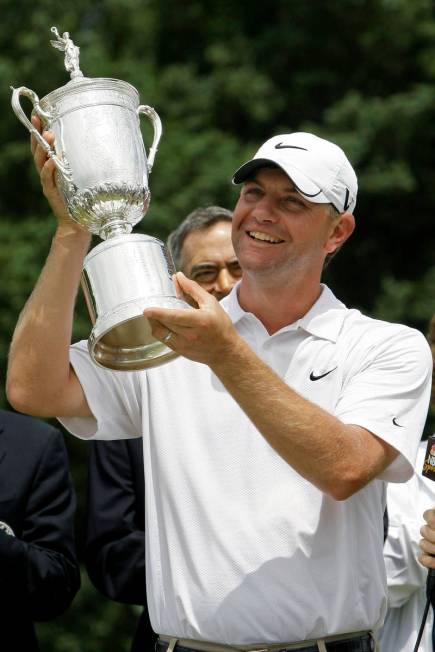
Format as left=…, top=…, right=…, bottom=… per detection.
left=241, top=259, right=283, bottom=277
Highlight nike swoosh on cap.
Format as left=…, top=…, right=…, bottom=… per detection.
left=275, top=142, right=308, bottom=151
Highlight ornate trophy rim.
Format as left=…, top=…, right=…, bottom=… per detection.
left=88, top=295, right=188, bottom=371
left=38, top=77, right=140, bottom=109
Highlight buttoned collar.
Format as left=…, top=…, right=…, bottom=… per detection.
left=222, top=282, right=347, bottom=343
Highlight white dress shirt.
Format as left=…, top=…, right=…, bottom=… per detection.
left=380, top=441, right=435, bottom=652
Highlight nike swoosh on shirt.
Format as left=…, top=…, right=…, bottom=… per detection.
left=309, top=367, right=337, bottom=381
left=392, top=417, right=404, bottom=427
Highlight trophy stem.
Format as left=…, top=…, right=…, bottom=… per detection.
left=99, top=219, right=133, bottom=240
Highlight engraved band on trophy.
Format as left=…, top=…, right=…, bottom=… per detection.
left=11, top=27, right=190, bottom=371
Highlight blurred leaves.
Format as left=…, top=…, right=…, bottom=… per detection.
left=36, top=570, right=141, bottom=652
left=372, top=266, right=435, bottom=326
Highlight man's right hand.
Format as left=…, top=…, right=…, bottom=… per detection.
left=6, top=115, right=92, bottom=418
left=31, top=115, right=85, bottom=234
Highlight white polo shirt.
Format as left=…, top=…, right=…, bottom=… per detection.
left=62, top=284, right=432, bottom=645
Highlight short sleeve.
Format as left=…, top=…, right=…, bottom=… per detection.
left=336, top=327, right=432, bottom=482
left=58, top=340, right=143, bottom=440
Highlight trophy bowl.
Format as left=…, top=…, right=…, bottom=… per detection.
left=11, top=27, right=190, bottom=370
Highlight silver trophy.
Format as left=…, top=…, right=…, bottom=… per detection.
left=11, top=27, right=189, bottom=370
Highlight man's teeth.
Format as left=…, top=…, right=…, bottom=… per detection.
left=249, top=231, right=282, bottom=243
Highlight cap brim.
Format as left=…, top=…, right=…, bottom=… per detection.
left=232, top=159, right=274, bottom=184
left=232, top=157, right=329, bottom=204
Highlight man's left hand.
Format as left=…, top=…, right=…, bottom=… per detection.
left=144, top=272, right=239, bottom=366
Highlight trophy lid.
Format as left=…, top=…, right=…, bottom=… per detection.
left=38, top=27, right=139, bottom=109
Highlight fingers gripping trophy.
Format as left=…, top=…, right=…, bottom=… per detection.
left=11, top=27, right=189, bottom=370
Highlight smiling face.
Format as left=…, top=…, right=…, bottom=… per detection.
left=181, top=220, right=242, bottom=300
left=232, top=167, right=354, bottom=287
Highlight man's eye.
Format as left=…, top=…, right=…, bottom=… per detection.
left=228, top=263, right=243, bottom=277
left=244, top=187, right=262, bottom=199
left=283, top=197, right=304, bottom=209
left=193, top=271, right=217, bottom=282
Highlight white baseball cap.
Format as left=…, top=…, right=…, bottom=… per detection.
left=232, top=132, right=358, bottom=213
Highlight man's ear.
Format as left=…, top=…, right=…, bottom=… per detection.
left=325, top=212, right=355, bottom=254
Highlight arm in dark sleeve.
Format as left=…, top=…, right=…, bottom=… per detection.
left=0, top=429, right=80, bottom=620
left=85, top=439, right=146, bottom=605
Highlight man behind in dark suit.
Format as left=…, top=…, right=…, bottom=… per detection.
left=0, top=409, right=80, bottom=651
left=85, top=206, right=240, bottom=651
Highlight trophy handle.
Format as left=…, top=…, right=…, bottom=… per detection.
left=10, top=86, right=73, bottom=181
left=137, top=105, right=162, bottom=174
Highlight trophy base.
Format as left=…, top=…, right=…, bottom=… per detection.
left=81, top=233, right=190, bottom=371
left=88, top=295, right=187, bottom=371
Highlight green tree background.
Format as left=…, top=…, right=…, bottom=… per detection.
left=1, top=0, right=434, bottom=649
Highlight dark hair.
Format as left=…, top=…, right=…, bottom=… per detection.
left=428, top=315, right=435, bottom=409
left=167, top=206, right=233, bottom=270
left=429, top=315, right=435, bottom=349
left=323, top=204, right=341, bottom=269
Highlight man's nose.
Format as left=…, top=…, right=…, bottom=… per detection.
left=251, top=195, right=277, bottom=222
left=213, top=268, right=235, bottom=296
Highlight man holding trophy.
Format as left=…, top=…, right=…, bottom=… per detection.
left=7, top=28, right=432, bottom=652
left=85, top=205, right=241, bottom=652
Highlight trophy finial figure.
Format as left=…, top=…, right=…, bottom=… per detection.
left=50, top=26, right=83, bottom=79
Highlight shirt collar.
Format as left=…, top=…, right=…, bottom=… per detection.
left=297, top=285, right=347, bottom=342
left=221, top=283, right=347, bottom=343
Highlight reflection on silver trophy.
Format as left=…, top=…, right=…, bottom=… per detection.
left=11, top=27, right=190, bottom=370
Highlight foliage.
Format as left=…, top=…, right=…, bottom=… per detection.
left=36, top=569, right=141, bottom=652
left=0, top=0, right=434, bottom=646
